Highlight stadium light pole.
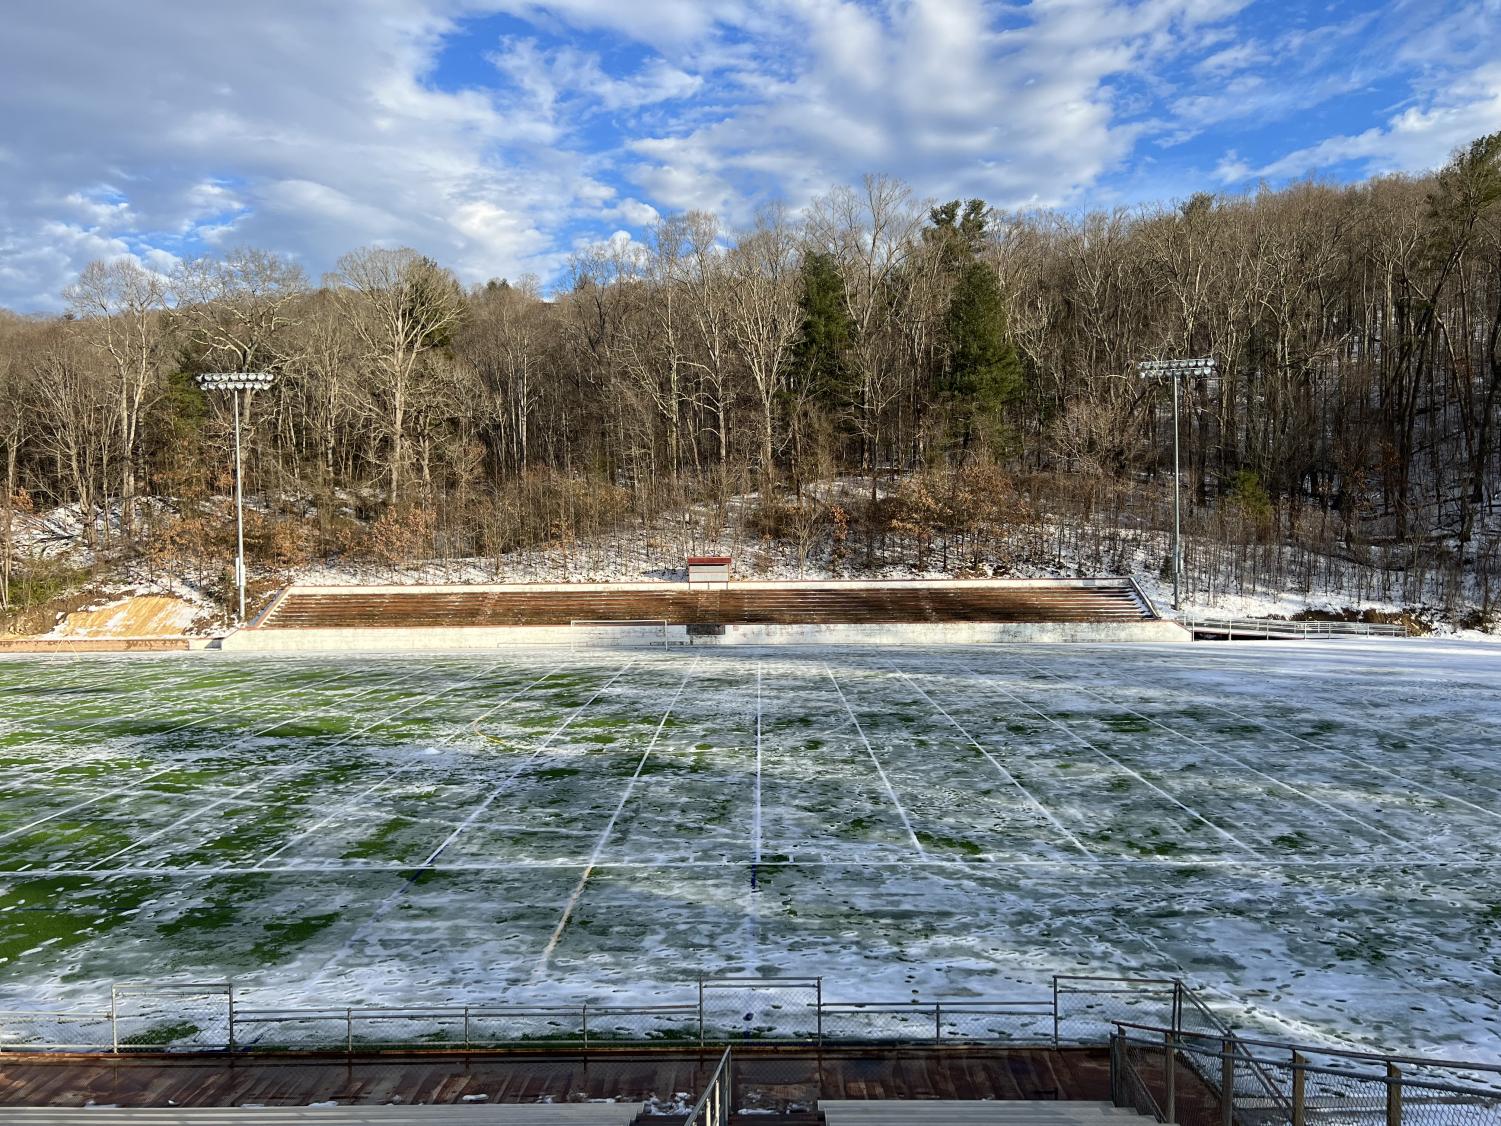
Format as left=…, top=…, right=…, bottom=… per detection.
left=195, top=371, right=275, bottom=624
left=1137, top=357, right=1217, bottom=612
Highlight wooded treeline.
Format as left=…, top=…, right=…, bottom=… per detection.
left=1, top=134, right=1499, bottom=620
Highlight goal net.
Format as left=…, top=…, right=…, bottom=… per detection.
left=569, top=619, right=670, bottom=650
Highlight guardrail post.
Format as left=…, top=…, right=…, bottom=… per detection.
left=723, top=1049, right=733, bottom=1124
left=698, top=977, right=705, bottom=1052
left=1164, top=1030, right=1177, bottom=1125
left=110, top=988, right=119, bottom=1055
left=1292, top=1052, right=1306, bottom=1126
left=816, top=978, right=823, bottom=1048
left=463, top=1006, right=470, bottom=1051
left=227, top=985, right=237, bottom=1053
left=345, top=1008, right=353, bottom=1055
left=581, top=1004, right=588, bottom=1050
left=1220, top=1037, right=1234, bottom=1126
left=934, top=1003, right=942, bottom=1045
left=1052, top=977, right=1060, bottom=1047
left=1387, top=1063, right=1402, bottom=1126
left=1172, top=981, right=1183, bottom=1034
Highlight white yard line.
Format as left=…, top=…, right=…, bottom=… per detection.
left=0, top=658, right=368, bottom=746
left=297, top=659, right=644, bottom=993
left=1152, top=691, right=1501, bottom=828
left=247, top=661, right=573, bottom=870
left=823, top=663, right=926, bottom=857
left=532, top=656, right=700, bottom=980
left=78, top=657, right=515, bottom=870
left=885, top=663, right=1097, bottom=860
left=1003, top=655, right=1423, bottom=852
left=959, top=662, right=1262, bottom=859
left=0, top=660, right=377, bottom=795
left=0, top=854, right=1460, bottom=878
left=414, top=661, right=639, bottom=869
left=753, top=657, right=763, bottom=871
left=0, top=660, right=445, bottom=847
left=1076, top=650, right=1501, bottom=782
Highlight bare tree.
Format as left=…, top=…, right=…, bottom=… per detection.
left=333, top=247, right=465, bottom=503
left=172, top=247, right=308, bottom=372
left=63, top=258, right=170, bottom=529
left=726, top=207, right=803, bottom=488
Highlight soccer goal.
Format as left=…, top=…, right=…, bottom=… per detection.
left=569, top=618, right=671, bottom=650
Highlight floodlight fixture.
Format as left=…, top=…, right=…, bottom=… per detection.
left=1136, top=357, right=1217, bottom=611
left=1137, top=357, right=1218, bottom=378
left=196, top=371, right=276, bottom=392
left=195, top=372, right=277, bottom=625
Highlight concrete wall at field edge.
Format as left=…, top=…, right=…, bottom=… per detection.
left=220, top=619, right=1189, bottom=651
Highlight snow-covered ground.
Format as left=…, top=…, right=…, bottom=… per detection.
left=1, top=639, right=1499, bottom=1057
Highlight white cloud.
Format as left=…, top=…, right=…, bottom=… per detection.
left=3, top=0, right=1495, bottom=311
left=0, top=0, right=584, bottom=310
left=616, top=0, right=1245, bottom=219
left=1254, top=63, right=1501, bottom=181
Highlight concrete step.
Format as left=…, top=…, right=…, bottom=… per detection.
left=819, top=1101, right=1144, bottom=1125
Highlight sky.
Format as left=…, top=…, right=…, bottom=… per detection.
left=1, top=0, right=1498, bottom=313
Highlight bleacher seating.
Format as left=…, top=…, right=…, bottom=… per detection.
left=256, top=582, right=1155, bottom=631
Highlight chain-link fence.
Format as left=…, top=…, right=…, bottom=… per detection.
left=110, top=983, right=233, bottom=1052
left=818, top=1001, right=1055, bottom=1045
left=1054, top=976, right=1196, bottom=1044
left=697, top=977, right=822, bottom=1043
left=0, top=1008, right=114, bottom=1051
left=229, top=1004, right=702, bottom=1051
left=1111, top=1026, right=1501, bottom=1126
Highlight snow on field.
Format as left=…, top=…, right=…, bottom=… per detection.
left=0, top=639, right=1499, bottom=1057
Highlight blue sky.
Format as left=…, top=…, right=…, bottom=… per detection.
left=1, top=0, right=1497, bottom=311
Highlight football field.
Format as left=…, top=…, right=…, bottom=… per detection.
left=1, top=639, right=1499, bottom=1054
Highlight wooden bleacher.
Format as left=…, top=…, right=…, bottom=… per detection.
left=255, top=581, right=1156, bottom=631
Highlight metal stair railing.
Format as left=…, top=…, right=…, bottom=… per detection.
left=684, top=1047, right=732, bottom=1126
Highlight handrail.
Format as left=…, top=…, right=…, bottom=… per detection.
left=1114, top=1027, right=1501, bottom=1100
left=1112, top=1018, right=1501, bottom=1078
left=1183, top=616, right=1407, bottom=637
left=684, top=1047, right=732, bottom=1126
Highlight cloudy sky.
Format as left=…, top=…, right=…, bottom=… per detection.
left=2, top=0, right=1498, bottom=312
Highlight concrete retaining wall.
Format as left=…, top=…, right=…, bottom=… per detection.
left=221, top=619, right=1188, bottom=652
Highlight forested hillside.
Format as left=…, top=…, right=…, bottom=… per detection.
left=2, top=135, right=1499, bottom=628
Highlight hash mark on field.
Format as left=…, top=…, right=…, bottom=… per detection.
left=824, top=663, right=926, bottom=857
left=889, top=664, right=1097, bottom=860
left=961, top=662, right=1262, bottom=860
left=532, top=656, right=699, bottom=980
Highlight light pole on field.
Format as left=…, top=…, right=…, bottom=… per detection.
left=1137, top=357, right=1217, bottom=612
left=195, top=371, right=275, bottom=624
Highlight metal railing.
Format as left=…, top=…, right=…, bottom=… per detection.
left=569, top=618, right=671, bottom=649
left=0, top=973, right=1212, bottom=1054
left=684, top=1047, right=732, bottom=1126
left=1110, top=1022, right=1501, bottom=1126
left=1182, top=617, right=1407, bottom=639
left=0, top=974, right=1354, bottom=1062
